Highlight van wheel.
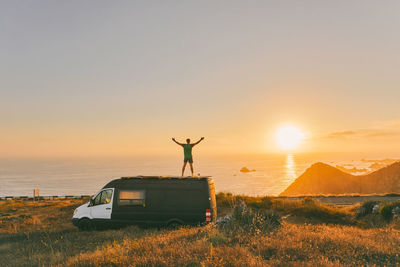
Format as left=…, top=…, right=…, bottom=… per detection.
left=167, top=221, right=182, bottom=229
left=78, top=218, right=93, bottom=231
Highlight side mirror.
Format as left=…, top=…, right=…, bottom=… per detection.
left=89, top=198, right=94, bottom=206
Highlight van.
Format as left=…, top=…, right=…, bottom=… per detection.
left=72, top=176, right=217, bottom=229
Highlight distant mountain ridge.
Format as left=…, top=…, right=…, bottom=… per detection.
left=280, top=161, right=400, bottom=196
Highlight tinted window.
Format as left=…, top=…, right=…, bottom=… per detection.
left=118, top=190, right=146, bottom=206
left=164, top=190, right=206, bottom=209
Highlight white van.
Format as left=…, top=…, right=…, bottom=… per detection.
left=72, top=176, right=217, bottom=230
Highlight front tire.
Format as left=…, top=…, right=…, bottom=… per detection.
left=78, top=218, right=93, bottom=231
left=167, top=221, right=182, bottom=229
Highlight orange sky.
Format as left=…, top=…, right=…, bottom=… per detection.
left=1, top=1, right=400, bottom=158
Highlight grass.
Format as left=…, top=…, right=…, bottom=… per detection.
left=216, top=193, right=356, bottom=225
left=217, top=200, right=281, bottom=235
left=1, top=195, right=400, bottom=266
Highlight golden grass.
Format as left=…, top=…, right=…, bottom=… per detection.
left=216, top=193, right=356, bottom=225
left=0, top=198, right=87, bottom=233
left=64, top=223, right=400, bottom=266
left=1, top=196, right=400, bottom=266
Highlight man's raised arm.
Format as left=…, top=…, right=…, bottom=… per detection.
left=172, top=138, right=183, bottom=146
left=192, top=137, right=205, bottom=146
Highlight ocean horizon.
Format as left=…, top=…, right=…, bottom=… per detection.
left=1, top=153, right=398, bottom=197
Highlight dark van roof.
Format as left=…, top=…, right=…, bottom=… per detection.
left=102, top=176, right=212, bottom=188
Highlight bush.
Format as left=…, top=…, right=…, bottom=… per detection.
left=380, top=201, right=400, bottom=222
left=384, top=193, right=400, bottom=197
left=284, top=197, right=355, bottom=225
left=356, top=201, right=381, bottom=218
left=301, top=196, right=317, bottom=206
left=260, top=196, right=273, bottom=209
left=216, top=192, right=235, bottom=208
left=218, top=201, right=281, bottom=235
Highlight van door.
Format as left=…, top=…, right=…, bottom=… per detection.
left=90, top=188, right=114, bottom=219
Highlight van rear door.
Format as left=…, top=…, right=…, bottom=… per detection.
left=90, top=188, right=114, bottom=219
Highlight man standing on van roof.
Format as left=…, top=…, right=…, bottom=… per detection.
left=172, top=137, right=204, bottom=177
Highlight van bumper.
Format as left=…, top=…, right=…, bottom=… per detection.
left=72, top=218, right=79, bottom=226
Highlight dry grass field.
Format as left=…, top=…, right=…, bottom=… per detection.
left=1, top=195, right=400, bottom=266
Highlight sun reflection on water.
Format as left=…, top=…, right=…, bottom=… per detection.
left=285, top=154, right=297, bottom=180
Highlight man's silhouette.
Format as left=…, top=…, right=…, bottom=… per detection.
left=172, top=137, right=204, bottom=177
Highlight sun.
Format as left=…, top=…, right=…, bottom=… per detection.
left=275, top=125, right=305, bottom=151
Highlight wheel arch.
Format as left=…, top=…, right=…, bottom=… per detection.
left=166, top=218, right=184, bottom=226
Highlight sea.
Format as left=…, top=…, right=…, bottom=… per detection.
left=0, top=153, right=397, bottom=197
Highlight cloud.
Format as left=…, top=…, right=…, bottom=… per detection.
left=326, top=130, right=359, bottom=139
left=323, top=128, right=400, bottom=140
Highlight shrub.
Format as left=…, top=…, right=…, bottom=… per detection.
left=384, top=193, right=400, bottom=197
left=216, top=192, right=235, bottom=208
left=380, top=201, right=400, bottom=222
left=260, top=196, right=273, bottom=209
left=284, top=197, right=355, bottom=225
left=356, top=201, right=381, bottom=218
left=301, top=196, right=317, bottom=206
left=218, top=201, right=281, bottom=235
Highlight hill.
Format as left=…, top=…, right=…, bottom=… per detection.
left=280, top=162, right=400, bottom=196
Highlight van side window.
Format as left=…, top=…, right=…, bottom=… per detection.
left=93, top=189, right=113, bottom=206
left=118, top=190, right=145, bottom=206
left=100, top=189, right=113, bottom=204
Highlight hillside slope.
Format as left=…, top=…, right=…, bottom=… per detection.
left=280, top=162, right=400, bottom=196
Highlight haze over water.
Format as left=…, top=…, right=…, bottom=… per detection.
left=1, top=153, right=396, bottom=197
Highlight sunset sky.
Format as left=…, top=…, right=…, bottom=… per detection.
left=1, top=1, right=400, bottom=157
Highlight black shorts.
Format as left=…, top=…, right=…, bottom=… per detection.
left=184, top=157, right=193, bottom=163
